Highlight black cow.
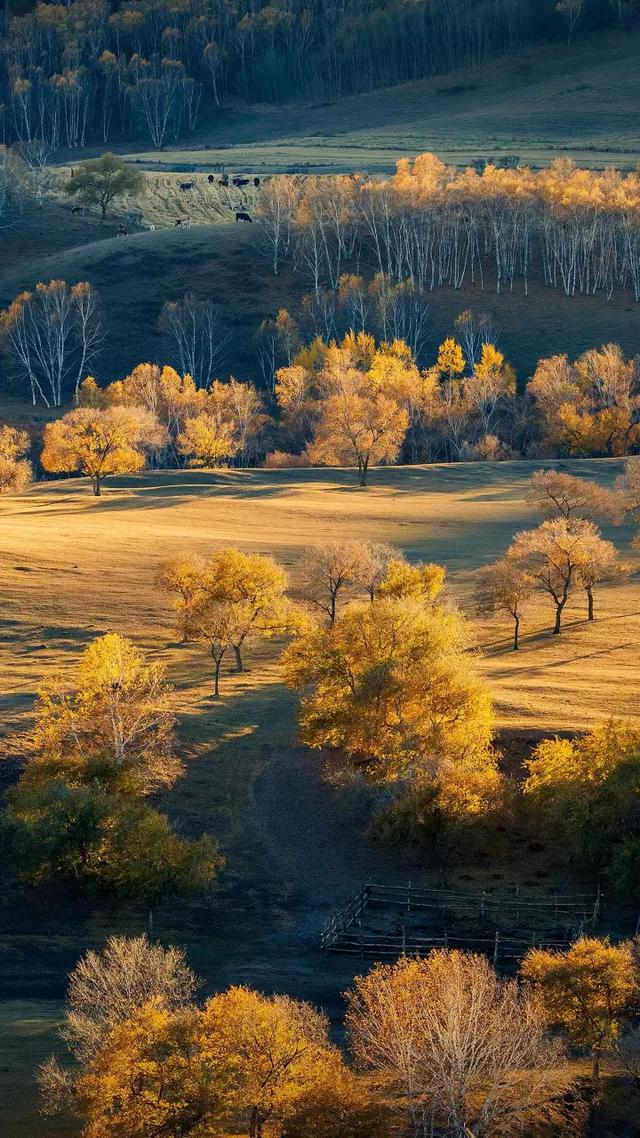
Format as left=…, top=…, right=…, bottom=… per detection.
left=235, top=211, right=253, bottom=224
left=207, top=174, right=215, bottom=184
left=179, top=181, right=194, bottom=191
left=232, top=177, right=250, bottom=188
left=71, top=205, right=84, bottom=214
left=254, top=176, right=260, bottom=187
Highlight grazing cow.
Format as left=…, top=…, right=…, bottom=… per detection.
left=235, top=211, right=252, bottom=224
left=148, top=223, right=156, bottom=231
left=181, top=219, right=192, bottom=229
left=116, top=224, right=127, bottom=238
left=232, top=176, right=250, bottom=188
left=207, top=174, right=215, bottom=184
left=219, top=174, right=229, bottom=186
left=254, top=176, right=260, bottom=187
left=174, top=218, right=183, bottom=227
left=71, top=205, right=83, bottom=214
left=179, top=181, right=194, bottom=191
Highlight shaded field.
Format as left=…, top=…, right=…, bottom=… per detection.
left=2, top=209, right=640, bottom=390
left=120, top=30, right=640, bottom=174
left=1, top=459, right=639, bottom=1135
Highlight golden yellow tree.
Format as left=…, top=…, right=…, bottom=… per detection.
left=0, top=424, right=32, bottom=494
left=41, top=405, right=165, bottom=495
left=376, top=559, right=445, bottom=602
left=475, top=558, right=532, bottom=650
left=30, top=632, right=180, bottom=795
left=436, top=337, right=465, bottom=382
left=307, top=390, right=408, bottom=486
left=521, top=937, right=638, bottom=1080
left=527, top=469, right=621, bottom=523
left=283, top=597, right=493, bottom=785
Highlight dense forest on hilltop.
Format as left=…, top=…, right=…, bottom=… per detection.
left=2, top=0, right=640, bottom=150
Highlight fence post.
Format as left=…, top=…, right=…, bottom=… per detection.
left=493, top=930, right=500, bottom=967
left=593, top=881, right=602, bottom=923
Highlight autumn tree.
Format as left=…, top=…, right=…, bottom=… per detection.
left=527, top=468, right=621, bottom=523
left=475, top=558, right=532, bottom=650
left=161, top=548, right=294, bottom=693
left=1, top=280, right=102, bottom=406
left=283, top=597, right=493, bottom=786
left=521, top=937, right=637, bottom=1079
left=29, top=632, right=181, bottom=796
left=347, top=951, right=571, bottom=1138
left=523, top=719, right=640, bottom=881
left=376, top=558, right=445, bottom=603
left=507, top=517, right=615, bottom=633
left=66, top=152, right=144, bottom=219
left=298, top=541, right=370, bottom=622
left=576, top=530, right=628, bottom=620
left=308, top=389, right=408, bottom=487
left=59, top=935, right=198, bottom=1062
left=41, top=404, right=165, bottom=494
left=0, top=423, right=31, bottom=494
left=48, top=984, right=374, bottom=1138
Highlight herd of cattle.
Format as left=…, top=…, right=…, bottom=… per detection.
left=69, top=171, right=261, bottom=233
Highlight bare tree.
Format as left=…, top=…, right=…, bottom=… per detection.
left=475, top=558, right=532, bottom=650
left=347, top=951, right=571, bottom=1138
left=454, top=309, right=497, bottom=368
left=528, top=469, right=622, bottom=523
left=257, top=175, right=299, bottom=275
left=0, top=280, right=102, bottom=406
left=160, top=295, right=230, bottom=389
left=353, top=541, right=397, bottom=601
left=298, top=541, right=369, bottom=622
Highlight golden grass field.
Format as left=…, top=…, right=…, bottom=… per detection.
left=1, top=458, right=639, bottom=1136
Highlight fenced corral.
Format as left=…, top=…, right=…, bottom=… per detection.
left=320, top=882, right=602, bottom=964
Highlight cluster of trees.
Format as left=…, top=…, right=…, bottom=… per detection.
left=1, top=1, right=626, bottom=150
left=0, top=422, right=31, bottom=493
left=258, top=157, right=640, bottom=302
left=268, top=330, right=518, bottom=476
left=0, top=633, right=220, bottom=929
left=30, top=365, right=269, bottom=493
left=40, top=930, right=640, bottom=1137
left=476, top=468, right=629, bottom=645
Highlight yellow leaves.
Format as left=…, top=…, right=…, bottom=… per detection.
left=283, top=597, right=493, bottom=786
left=177, top=411, right=239, bottom=467
left=521, top=937, right=638, bottom=1058
left=436, top=337, right=465, bottom=379
left=41, top=405, right=166, bottom=494
left=0, top=424, right=31, bottom=495
left=376, top=558, right=445, bottom=602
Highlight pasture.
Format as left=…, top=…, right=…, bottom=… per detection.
left=1, top=459, right=639, bottom=1134
left=119, top=29, right=640, bottom=173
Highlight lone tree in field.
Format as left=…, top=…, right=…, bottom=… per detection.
left=475, top=558, right=532, bottom=650
left=576, top=531, right=628, bottom=621
left=283, top=597, right=493, bottom=785
left=41, top=405, right=165, bottom=495
left=347, top=951, right=571, bottom=1138
left=507, top=518, right=617, bottom=634
left=0, top=424, right=31, bottom=494
left=31, top=632, right=181, bottom=796
left=521, top=937, right=638, bottom=1081
left=527, top=468, right=621, bottom=523
left=65, top=152, right=144, bottom=219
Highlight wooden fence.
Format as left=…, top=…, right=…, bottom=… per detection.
left=319, top=881, right=601, bottom=963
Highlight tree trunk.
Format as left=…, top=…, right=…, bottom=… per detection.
left=593, top=1047, right=601, bottom=1084
left=553, top=598, right=566, bottom=634
left=359, top=458, right=368, bottom=487
left=213, top=654, right=221, bottom=697
left=249, top=1107, right=263, bottom=1138
left=92, top=475, right=101, bottom=496
left=233, top=643, right=244, bottom=672
left=513, top=612, right=520, bottom=651
left=587, top=585, right=594, bottom=621
left=148, top=907, right=154, bottom=939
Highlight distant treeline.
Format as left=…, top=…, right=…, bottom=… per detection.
left=1, top=0, right=638, bottom=150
